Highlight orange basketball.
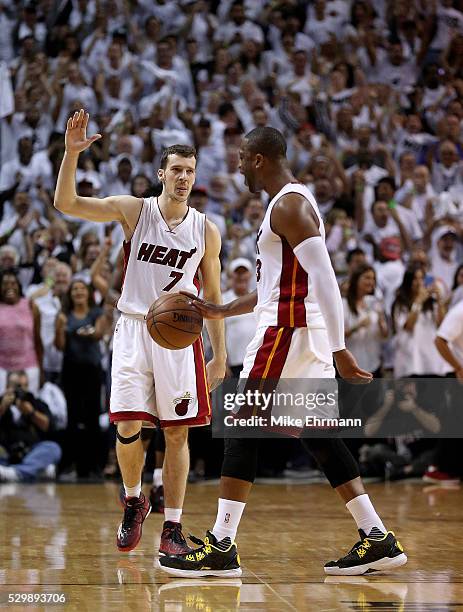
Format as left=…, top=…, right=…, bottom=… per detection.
left=146, top=293, right=203, bottom=350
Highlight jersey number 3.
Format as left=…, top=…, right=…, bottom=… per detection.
left=256, top=258, right=262, bottom=282
left=163, top=271, right=184, bottom=292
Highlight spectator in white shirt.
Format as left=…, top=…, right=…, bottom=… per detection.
left=214, top=1, right=264, bottom=54
left=188, top=186, right=226, bottom=239
left=193, top=117, right=226, bottom=188
left=0, top=136, right=53, bottom=195
left=431, top=139, right=463, bottom=193
left=54, top=62, right=98, bottom=133
left=223, top=257, right=256, bottom=377
left=361, top=200, right=412, bottom=261
left=27, top=262, right=72, bottom=384
left=392, top=265, right=448, bottom=377
left=375, top=40, right=418, bottom=93
left=343, top=264, right=388, bottom=377
left=394, top=165, right=435, bottom=228
left=0, top=191, right=47, bottom=264
left=430, top=225, right=460, bottom=297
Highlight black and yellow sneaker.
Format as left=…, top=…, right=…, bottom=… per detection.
left=324, top=528, right=407, bottom=575
left=158, top=531, right=242, bottom=578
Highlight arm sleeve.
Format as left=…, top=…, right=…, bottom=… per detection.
left=293, top=236, right=345, bottom=352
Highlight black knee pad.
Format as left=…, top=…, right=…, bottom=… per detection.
left=221, top=437, right=259, bottom=483
left=301, top=438, right=359, bottom=488
left=116, top=430, right=141, bottom=445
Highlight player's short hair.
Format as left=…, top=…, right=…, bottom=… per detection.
left=245, top=127, right=287, bottom=159
left=160, top=145, right=197, bottom=170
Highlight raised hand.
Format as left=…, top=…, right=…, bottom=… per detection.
left=65, top=109, right=101, bottom=155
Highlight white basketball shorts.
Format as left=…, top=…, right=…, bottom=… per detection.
left=109, top=314, right=211, bottom=428
left=237, top=325, right=337, bottom=437
left=240, top=325, right=335, bottom=379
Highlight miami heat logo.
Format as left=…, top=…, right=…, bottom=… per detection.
left=174, top=392, right=193, bottom=416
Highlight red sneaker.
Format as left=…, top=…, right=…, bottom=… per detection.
left=149, top=485, right=164, bottom=514
left=159, top=521, right=192, bottom=556
left=117, top=493, right=151, bottom=552
left=423, top=466, right=460, bottom=486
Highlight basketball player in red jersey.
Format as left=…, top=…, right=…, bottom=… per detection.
left=54, top=110, right=226, bottom=556
left=160, top=127, right=407, bottom=577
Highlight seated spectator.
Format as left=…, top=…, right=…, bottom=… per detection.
left=392, top=265, right=448, bottom=378
left=361, top=381, right=440, bottom=480
left=0, top=370, right=61, bottom=482
left=0, top=270, right=42, bottom=395
left=343, top=264, right=388, bottom=377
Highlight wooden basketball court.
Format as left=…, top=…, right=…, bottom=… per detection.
left=0, top=481, right=462, bottom=610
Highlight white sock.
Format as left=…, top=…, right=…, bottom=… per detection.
left=153, top=468, right=163, bottom=487
left=211, top=498, right=246, bottom=542
left=124, top=481, right=141, bottom=499
left=164, top=508, right=182, bottom=523
left=346, top=494, right=386, bottom=536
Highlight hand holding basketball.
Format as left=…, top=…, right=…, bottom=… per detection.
left=180, top=291, right=228, bottom=320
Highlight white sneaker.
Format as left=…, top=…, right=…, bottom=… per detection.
left=0, top=465, right=19, bottom=482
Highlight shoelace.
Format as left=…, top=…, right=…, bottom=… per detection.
left=187, top=534, right=212, bottom=554
left=189, top=534, right=205, bottom=546
left=163, top=524, right=189, bottom=546
left=122, top=498, right=144, bottom=527
left=344, top=537, right=372, bottom=560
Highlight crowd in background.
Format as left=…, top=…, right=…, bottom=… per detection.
left=1, top=0, right=463, bottom=485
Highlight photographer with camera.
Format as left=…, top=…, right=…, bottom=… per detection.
left=0, top=370, right=61, bottom=482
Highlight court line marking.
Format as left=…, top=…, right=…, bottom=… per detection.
left=244, top=567, right=299, bottom=611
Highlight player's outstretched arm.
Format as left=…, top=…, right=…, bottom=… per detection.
left=54, top=109, right=142, bottom=234
left=272, top=193, right=372, bottom=383
left=182, top=289, right=257, bottom=319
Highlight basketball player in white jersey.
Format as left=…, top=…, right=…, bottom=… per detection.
left=160, top=127, right=407, bottom=577
left=54, top=110, right=226, bottom=556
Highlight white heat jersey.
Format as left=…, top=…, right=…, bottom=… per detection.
left=254, top=183, right=326, bottom=329
left=118, top=197, right=206, bottom=316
